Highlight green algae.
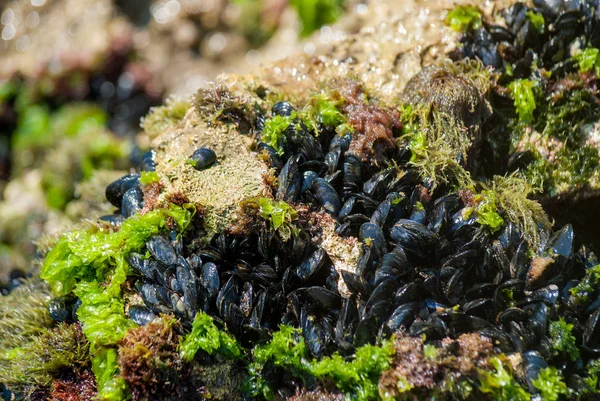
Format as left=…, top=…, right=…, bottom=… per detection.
left=257, top=197, right=299, bottom=241
left=179, top=311, right=243, bottom=362
left=532, top=367, right=568, bottom=401
left=579, top=359, right=600, bottom=400
left=0, top=323, right=89, bottom=388
left=41, top=204, right=193, bottom=296
left=473, top=190, right=504, bottom=233
left=478, top=357, right=530, bottom=401
left=245, top=326, right=307, bottom=400
left=399, top=104, right=473, bottom=190
left=482, top=174, right=549, bottom=248
left=141, top=97, right=191, bottom=140
left=309, top=340, right=394, bottom=401
left=93, top=347, right=131, bottom=401
left=75, top=255, right=135, bottom=400
left=569, top=264, right=600, bottom=305
left=0, top=280, right=54, bottom=391
left=290, top=0, right=344, bottom=37
left=40, top=205, right=193, bottom=399
left=445, top=5, right=482, bottom=33
left=299, top=91, right=346, bottom=135
left=549, top=318, right=580, bottom=362
left=140, top=171, right=161, bottom=185
left=576, top=48, right=600, bottom=75
left=526, top=11, right=545, bottom=33
left=508, top=79, right=537, bottom=123
left=262, top=115, right=294, bottom=155
left=245, top=325, right=394, bottom=401
left=74, top=275, right=135, bottom=350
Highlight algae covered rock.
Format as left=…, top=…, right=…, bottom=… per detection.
left=3, top=1, right=600, bottom=401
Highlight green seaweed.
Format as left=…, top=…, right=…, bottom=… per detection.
left=140, top=171, right=161, bottom=185
left=74, top=275, right=135, bottom=350
left=0, top=280, right=54, bottom=390
left=12, top=104, right=51, bottom=149
left=13, top=103, right=107, bottom=151
left=526, top=11, right=545, bottom=33
left=478, top=357, right=530, bottom=401
left=40, top=204, right=193, bottom=399
left=93, top=347, right=131, bottom=401
left=290, top=0, right=344, bottom=37
left=257, top=197, right=299, bottom=240
left=579, top=359, right=600, bottom=400
left=41, top=204, right=193, bottom=296
left=473, top=190, right=504, bottom=232
left=0, top=323, right=89, bottom=388
left=261, top=115, right=293, bottom=155
left=75, top=256, right=135, bottom=400
left=299, top=92, right=346, bottom=134
left=445, top=6, right=482, bottom=33
left=245, top=326, right=307, bottom=400
left=141, top=97, right=191, bottom=139
left=512, top=82, right=600, bottom=196
left=400, top=104, right=474, bottom=190
left=532, top=367, right=569, bottom=401
left=576, top=47, right=600, bottom=75
left=423, top=344, right=437, bottom=360
left=245, top=325, right=393, bottom=401
left=179, top=311, right=243, bottom=362
left=482, top=174, right=549, bottom=249
left=549, top=318, right=580, bottom=362
left=309, top=339, right=394, bottom=401
left=508, top=79, right=537, bottom=123
left=569, top=264, right=600, bottom=305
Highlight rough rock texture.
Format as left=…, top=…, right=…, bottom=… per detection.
left=151, top=105, right=271, bottom=239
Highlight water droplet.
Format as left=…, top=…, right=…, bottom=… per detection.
left=25, top=11, right=39, bottom=28
left=1, top=9, right=15, bottom=25
left=2, top=24, right=16, bottom=41
left=16, top=35, right=30, bottom=51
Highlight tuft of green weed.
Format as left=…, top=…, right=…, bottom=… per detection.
left=445, top=5, right=482, bottom=33
left=179, top=311, right=243, bottom=362
left=478, top=357, right=530, bottom=401
left=0, top=279, right=53, bottom=350
left=261, top=115, right=293, bottom=155
left=526, top=11, right=545, bottom=33
left=532, top=367, right=569, bottom=401
left=141, top=97, right=191, bottom=139
left=298, top=91, right=346, bottom=135
left=401, top=104, right=474, bottom=190
left=41, top=204, right=193, bottom=296
left=576, top=47, right=600, bottom=75
left=508, top=79, right=538, bottom=123
left=93, top=347, right=130, bottom=401
left=139, top=171, right=161, bottom=185
left=482, top=174, right=550, bottom=249
left=290, top=0, right=344, bottom=37
left=472, top=190, right=504, bottom=233
left=0, top=323, right=89, bottom=388
left=257, top=197, right=299, bottom=241
left=569, top=264, right=600, bottom=305
left=245, top=325, right=394, bottom=401
left=549, top=318, right=580, bottom=362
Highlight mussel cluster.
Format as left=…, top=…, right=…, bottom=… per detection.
left=88, top=97, right=600, bottom=394
left=455, top=0, right=600, bottom=77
